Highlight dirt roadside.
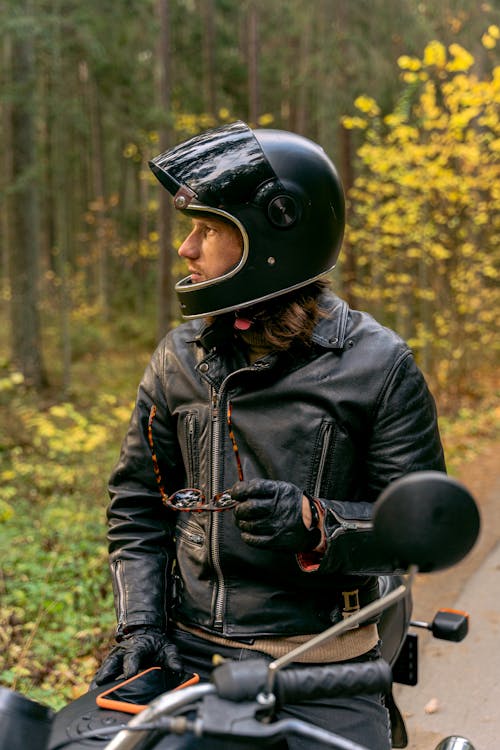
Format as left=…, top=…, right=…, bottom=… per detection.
left=393, top=441, right=500, bottom=749
left=404, top=441, right=500, bottom=619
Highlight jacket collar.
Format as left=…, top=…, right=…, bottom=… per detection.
left=311, top=292, right=349, bottom=350
left=192, top=315, right=235, bottom=352
left=193, top=290, right=349, bottom=353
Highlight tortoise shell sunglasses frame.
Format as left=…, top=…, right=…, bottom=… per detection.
left=147, top=401, right=243, bottom=512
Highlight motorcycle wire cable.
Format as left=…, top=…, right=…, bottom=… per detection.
left=50, top=714, right=374, bottom=750
left=48, top=472, right=480, bottom=750
left=49, top=721, right=185, bottom=750
left=98, top=579, right=410, bottom=750
left=82, top=572, right=409, bottom=750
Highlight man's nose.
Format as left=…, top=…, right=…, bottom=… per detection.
left=178, top=230, right=199, bottom=259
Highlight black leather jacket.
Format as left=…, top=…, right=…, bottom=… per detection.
left=107, top=292, right=445, bottom=640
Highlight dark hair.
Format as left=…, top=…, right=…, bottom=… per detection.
left=244, top=280, right=329, bottom=351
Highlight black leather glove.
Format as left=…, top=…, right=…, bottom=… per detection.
left=231, top=479, right=320, bottom=551
left=91, top=627, right=183, bottom=688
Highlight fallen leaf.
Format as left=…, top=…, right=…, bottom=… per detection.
left=424, top=697, right=440, bottom=714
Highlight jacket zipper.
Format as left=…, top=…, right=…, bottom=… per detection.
left=177, top=523, right=204, bottom=546
left=185, top=411, right=199, bottom=487
left=208, top=362, right=271, bottom=630
left=313, top=421, right=333, bottom=497
left=335, top=517, right=373, bottom=531
left=313, top=423, right=372, bottom=532
left=114, top=559, right=126, bottom=627
left=209, top=385, right=226, bottom=629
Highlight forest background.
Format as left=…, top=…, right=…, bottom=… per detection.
left=0, top=0, right=499, bottom=709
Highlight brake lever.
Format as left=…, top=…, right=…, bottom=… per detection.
left=104, top=683, right=215, bottom=750
left=197, top=693, right=370, bottom=749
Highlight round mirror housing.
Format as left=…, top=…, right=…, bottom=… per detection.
left=373, top=472, right=480, bottom=572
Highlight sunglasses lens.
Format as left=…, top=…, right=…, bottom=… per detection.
left=167, top=489, right=235, bottom=511
left=171, top=490, right=202, bottom=508
left=213, top=491, right=235, bottom=509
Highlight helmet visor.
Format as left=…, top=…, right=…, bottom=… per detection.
left=149, top=121, right=277, bottom=209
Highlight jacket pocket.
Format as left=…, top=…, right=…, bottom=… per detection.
left=181, top=410, right=200, bottom=488
left=308, top=419, right=337, bottom=498
left=176, top=518, right=205, bottom=547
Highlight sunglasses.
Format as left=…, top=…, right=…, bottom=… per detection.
left=147, top=401, right=243, bottom=512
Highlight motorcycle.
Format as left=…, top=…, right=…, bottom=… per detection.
left=0, top=472, right=480, bottom=750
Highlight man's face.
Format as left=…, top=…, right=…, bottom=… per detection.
left=178, top=216, right=243, bottom=283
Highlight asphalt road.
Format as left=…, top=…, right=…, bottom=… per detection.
left=393, top=444, right=500, bottom=750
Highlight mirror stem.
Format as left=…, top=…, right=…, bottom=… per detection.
left=265, top=566, right=418, bottom=695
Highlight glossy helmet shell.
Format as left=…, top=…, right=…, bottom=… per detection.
left=149, top=121, right=345, bottom=318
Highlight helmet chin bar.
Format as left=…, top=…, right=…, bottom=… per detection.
left=175, top=269, right=336, bottom=320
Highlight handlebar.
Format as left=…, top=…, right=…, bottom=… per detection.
left=104, top=659, right=391, bottom=750
left=59, top=472, right=479, bottom=750
left=212, top=657, right=392, bottom=704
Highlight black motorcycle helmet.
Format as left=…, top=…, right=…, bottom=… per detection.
left=149, top=121, right=345, bottom=318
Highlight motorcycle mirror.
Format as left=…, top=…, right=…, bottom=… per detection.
left=373, top=471, right=480, bottom=572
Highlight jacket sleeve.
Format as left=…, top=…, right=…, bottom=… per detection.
left=299, top=350, right=446, bottom=575
left=106, top=343, right=184, bottom=636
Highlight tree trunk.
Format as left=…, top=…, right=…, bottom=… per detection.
left=247, top=1, right=259, bottom=124
left=1, top=31, right=11, bottom=304
left=7, top=28, right=47, bottom=388
left=156, top=0, right=176, bottom=337
left=338, top=122, right=356, bottom=308
left=201, top=0, right=217, bottom=118
left=136, top=153, right=150, bottom=315
left=85, top=65, right=109, bottom=318
left=295, top=14, right=312, bottom=135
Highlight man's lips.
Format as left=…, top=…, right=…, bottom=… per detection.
left=188, top=268, right=204, bottom=282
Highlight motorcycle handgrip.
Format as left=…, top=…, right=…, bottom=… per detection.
left=211, top=657, right=392, bottom=704
left=274, top=659, right=392, bottom=704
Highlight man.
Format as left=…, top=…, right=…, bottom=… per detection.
left=93, top=121, right=445, bottom=748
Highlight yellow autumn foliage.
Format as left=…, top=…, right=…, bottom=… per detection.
left=343, top=33, right=500, bottom=395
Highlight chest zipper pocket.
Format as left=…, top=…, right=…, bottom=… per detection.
left=176, top=520, right=205, bottom=547
left=312, top=420, right=337, bottom=498
left=183, top=411, right=200, bottom=489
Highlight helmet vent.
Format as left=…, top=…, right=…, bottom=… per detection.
left=267, top=194, right=298, bottom=228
